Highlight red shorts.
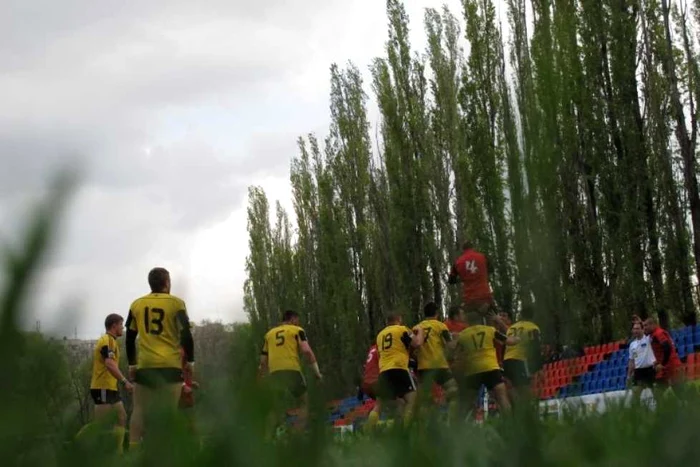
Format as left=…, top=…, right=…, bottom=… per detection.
left=462, top=298, right=495, bottom=316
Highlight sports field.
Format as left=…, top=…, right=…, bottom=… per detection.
left=2, top=189, right=700, bottom=466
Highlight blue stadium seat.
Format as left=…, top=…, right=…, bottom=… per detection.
left=694, top=330, right=700, bottom=345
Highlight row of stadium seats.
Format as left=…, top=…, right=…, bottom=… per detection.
left=554, top=325, right=700, bottom=399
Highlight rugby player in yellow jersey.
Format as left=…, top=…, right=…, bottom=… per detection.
left=365, top=314, right=424, bottom=430
left=455, top=310, right=519, bottom=417
left=503, top=305, right=541, bottom=402
left=413, top=302, right=458, bottom=420
left=125, top=267, right=195, bottom=448
left=83, top=313, right=133, bottom=453
left=259, top=310, right=322, bottom=434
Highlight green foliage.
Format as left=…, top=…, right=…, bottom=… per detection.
left=244, top=0, right=700, bottom=395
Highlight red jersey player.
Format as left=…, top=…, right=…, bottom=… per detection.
left=360, top=344, right=380, bottom=400
left=643, top=317, right=682, bottom=386
left=445, top=305, right=467, bottom=337
left=448, top=241, right=494, bottom=312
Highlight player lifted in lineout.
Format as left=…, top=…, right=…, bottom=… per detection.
left=125, top=267, right=195, bottom=449
left=448, top=240, right=495, bottom=314
left=454, top=309, right=519, bottom=418
left=366, top=314, right=424, bottom=431
left=259, top=310, right=322, bottom=436
left=413, top=302, right=459, bottom=423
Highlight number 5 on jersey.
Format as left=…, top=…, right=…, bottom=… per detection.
left=275, top=330, right=285, bottom=346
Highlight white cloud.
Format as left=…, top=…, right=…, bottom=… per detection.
left=1, top=0, right=467, bottom=338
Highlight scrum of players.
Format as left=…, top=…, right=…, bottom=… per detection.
left=84, top=240, right=541, bottom=452
left=358, top=240, right=542, bottom=430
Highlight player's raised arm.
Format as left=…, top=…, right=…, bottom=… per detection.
left=442, top=328, right=457, bottom=351
left=499, top=330, right=519, bottom=346
left=125, top=310, right=138, bottom=379
left=299, top=330, right=322, bottom=380
left=447, top=262, right=459, bottom=284
left=410, top=326, right=424, bottom=348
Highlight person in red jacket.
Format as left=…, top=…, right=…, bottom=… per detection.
left=643, top=317, right=682, bottom=387
left=448, top=241, right=494, bottom=313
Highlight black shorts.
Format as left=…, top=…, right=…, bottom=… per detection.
left=379, top=369, right=416, bottom=400
left=134, top=367, right=182, bottom=388
left=503, top=359, right=530, bottom=388
left=417, top=368, right=454, bottom=387
left=361, top=382, right=379, bottom=400
left=633, top=367, right=656, bottom=387
left=461, top=369, right=504, bottom=391
left=90, top=389, right=121, bottom=405
left=269, top=370, right=307, bottom=399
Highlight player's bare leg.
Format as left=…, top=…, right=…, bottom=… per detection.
left=113, top=402, right=127, bottom=454
left=294, top=392, right=309, bottom=432
left=492, top=383, right=511, bottom=415
left=128, top=384, right=145, bottom=449
left=402, top=391, right=417, bottom=426
left=129, top=383, right=180, bottom=448
left=443, top=379, right=459, bottom=425
left=457, top=388, right=479, bottom=423
left=365, top=398, right=382, bottom=432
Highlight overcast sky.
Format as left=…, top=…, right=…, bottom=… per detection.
left=1, top=0, right=465, bottom=338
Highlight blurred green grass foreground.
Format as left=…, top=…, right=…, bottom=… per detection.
left=5, top=180, right=700, bottom=467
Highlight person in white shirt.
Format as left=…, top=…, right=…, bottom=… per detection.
left=628, top=321, right=656, bottom=388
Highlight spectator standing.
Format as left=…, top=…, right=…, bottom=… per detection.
left=627, top=321, right=656, bottom=389
left=644, top=317, right=682, bottom=388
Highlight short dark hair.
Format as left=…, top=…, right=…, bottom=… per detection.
left=387, top=313, right=402, bottom=325
left=466, top=311, right=482, bottom=325
left=148, top=267, right=170, bottom=292
left=424, top=302, right=438, bottom=318
left=105, top=313, right=123, bottom=330
left=282, top=310, right=299, bottom=322
left=448, top=305, right=461, bottom=320
left=521, top=305, right=534, bottom=320
left=462, top=240, right=473, bottom=251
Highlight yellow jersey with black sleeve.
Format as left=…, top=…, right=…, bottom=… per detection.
left=262, top=324, right=306, bottom=373
left=377, top=325, right=413, bottom=373
left=504, top=320, right=541, bottom=362
left=413, top=319, right=451, bottom=370
left=125, top=293, right=190, bottom=369
left=90, top=333, right=120, bottom=391
left=457, top=325, right=506, bottom=376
